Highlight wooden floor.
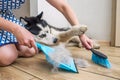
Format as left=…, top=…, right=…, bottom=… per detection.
left=0, top=45, right=120, bottom=80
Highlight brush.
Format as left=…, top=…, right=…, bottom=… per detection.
left=36, top=42, right=78, bottom=73
left=90, top=48, right=111, bottom=68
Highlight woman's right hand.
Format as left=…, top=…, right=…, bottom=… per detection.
left=13, top=26, right=38, bottom=53
left=0, top=17, right=37, bottom=53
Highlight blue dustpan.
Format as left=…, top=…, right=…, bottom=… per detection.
left=36, top=42, right=78, bottom=73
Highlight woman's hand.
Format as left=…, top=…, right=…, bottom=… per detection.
left=80, top=34, right=93, bottom=50
left=13, top=26, right=38, bottom=53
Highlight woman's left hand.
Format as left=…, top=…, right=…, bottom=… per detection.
left=79, top=34, right=93, bottom=50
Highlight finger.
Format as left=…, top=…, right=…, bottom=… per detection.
left=87, top=41, right=92, bottom=48
left=24, top=40, right=32, bottom=48
left=88, top=41, right=93, bottom=48
left=83, top=41, right=91, bottom=50
left=30, top=41, right=38, bottom=54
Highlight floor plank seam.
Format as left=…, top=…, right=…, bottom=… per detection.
left=78, top=69, right=120, bottom=80
left=11, top=65, right=43, bottom=80
left=29, top=77, right=37, bottom=80
left=29, top=77, right=41, bottom=80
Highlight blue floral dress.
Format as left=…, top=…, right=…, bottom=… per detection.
left=0, top=0, right=25, bottom=46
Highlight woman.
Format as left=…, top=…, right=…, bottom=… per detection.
left=0, top=0, right=93, bottom=66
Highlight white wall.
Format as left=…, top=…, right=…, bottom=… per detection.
left=68, top=0, right=112, bottom=41
left=38, top=0, right=70, bottom=28
left=30, top=0, right=38, bottom=16
left=30, top=0, right=69, bottom=28
left=30, top=0, right=112, bottom=41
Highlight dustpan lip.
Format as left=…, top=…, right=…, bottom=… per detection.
left=60, top=59, right=79, bottom=73
left=46, top=55, right=79, bottom=73
left=73, top=59, right=79, bottom=73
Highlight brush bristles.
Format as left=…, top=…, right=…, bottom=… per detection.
left=92, top=53, right=111, bottom=68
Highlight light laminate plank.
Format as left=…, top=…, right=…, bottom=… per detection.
left=0, top=66, right=34, bottom=80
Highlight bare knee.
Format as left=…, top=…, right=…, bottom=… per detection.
left=0, top=44, right=18, bottom=66
left=0, top=52, right=18, bottom=66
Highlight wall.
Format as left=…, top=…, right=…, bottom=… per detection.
left=67, top=0, right=112, bottom=41
left=31, top=0, right=112, bottom=41
left=37, top=0, right=70, bottom=28
left=30, top=0, right=38, bottom=16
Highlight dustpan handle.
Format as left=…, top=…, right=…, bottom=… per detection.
left=36, top=42, right=54, bottom=54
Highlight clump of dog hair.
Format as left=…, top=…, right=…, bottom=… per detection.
left=49, top=44, right=90, bottom=73
left=49, top=44, right=73, bottom=73
left=75, top=58, right=90, bottom=68
left=51, top=66, right=59, bottom=73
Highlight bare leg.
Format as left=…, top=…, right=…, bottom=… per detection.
left=0, top=44, right=18, bottom=66
left=0, top=44, right=36, bottom=66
